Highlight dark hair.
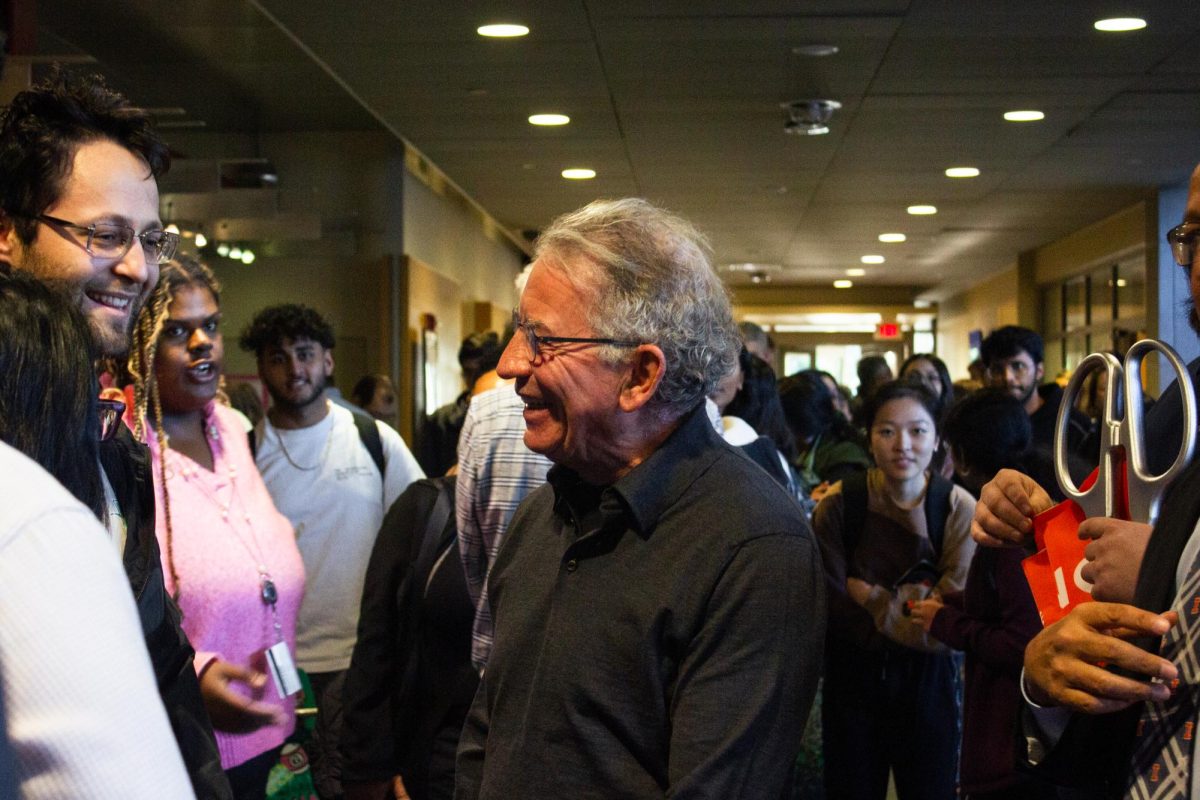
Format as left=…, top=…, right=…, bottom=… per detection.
left=779, top=370, right=849, bottom=444
left=862, top=380, right=941, bottom=433
left=942, top=388, right=1032, bottom=479
left=0, top=67, right=170, bottom=244
left=980, top=325, right=1044, bottom=369
left=0, top=269, right=103, bottom=516
left=239, top=303, right=336, bottom=356
left=459, top=331, right=504, bottom=385
left=351, top=374, right=388, bottom=408
left=725, top=351, right=796, bottom=460
left=856, top=355, right=892, bottom=394
left=899, top=353, right=955, bottom=417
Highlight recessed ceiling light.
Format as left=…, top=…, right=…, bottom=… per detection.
left=529, top=113, right=570, bottom=126
left=861, top=255, right=885, bottom=264
left=833, top=279, right=853, bottom=289
left=792, top=44, right=839, bottom=57
left=878, top=233, right=907, bottom=243
left=561, top=168, right=596, bottom=180
left=1094, top=17, right=1146, bottom=32
left=1003, top=110, right=1045, bottom=122
left=846, top=268, right=866, bottom=277
left=945, top=166, right=980, bottom=178
left=907, top=205, right=938, bottom=215
left=477, top=23, right=529, bottom=37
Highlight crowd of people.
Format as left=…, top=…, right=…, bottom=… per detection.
left=2, top=65, right=1200, bottom=800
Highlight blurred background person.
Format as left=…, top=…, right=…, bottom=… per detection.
left=899, top=354, right=954, bottom=421
left=719, top=348, right=800, bottom=496
left=129, top=258, right=305, bottom=799
left=899, top=354, right=956, bottom=479
left=813, top=382, right=976, bottom=800
left=417, top=331, right=503, bottom=476
left=352, top=374, right=398, bottom=424
left=780, top=370, right=870, bottom=503
left=851, top=354, right=893, bottom=427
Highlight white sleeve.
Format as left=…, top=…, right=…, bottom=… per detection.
left=377, top=420, right=426, bottom=509
left=0, top=505, right=195, bottom=800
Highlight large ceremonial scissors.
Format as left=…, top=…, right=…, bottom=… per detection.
left=1054, top=339, right=1197, bottom=525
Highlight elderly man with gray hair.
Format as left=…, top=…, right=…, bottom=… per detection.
left=454, top=198, right=824, bottom=800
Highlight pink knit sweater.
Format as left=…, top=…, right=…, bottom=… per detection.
left=147, top=402, right=306, bottom=769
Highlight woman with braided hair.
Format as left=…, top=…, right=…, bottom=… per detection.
left=129, top=257, right=305, bottom=798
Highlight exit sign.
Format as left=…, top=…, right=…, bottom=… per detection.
left=875, top=322, right=902, bottom=340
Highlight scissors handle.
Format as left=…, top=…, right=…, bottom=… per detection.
left=1055, top=352, right=1122, bottom=519
left=1124, top=339, right=1196, bottom=523
left=1054, top=339, right=1197, bottom=525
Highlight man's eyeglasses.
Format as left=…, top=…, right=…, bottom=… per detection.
left=1167, top=221, right=1199, bottom=269
left=36, top=214, right=180, bottom=265
left=511, top=309, right=641, bottom=360
left=98, top=398, right=126, bottom=442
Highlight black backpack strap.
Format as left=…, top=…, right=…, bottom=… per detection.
left=839, top=470, right=869, bottom=558
left=354, top=414, right=387, bottom=477
left=395, top=477, right=456, bottom=724
left=412, top=476, right=456, bottom=599
left=247, top=428, right=257, bottom=459
left=922, top=473, right=954, bottom=560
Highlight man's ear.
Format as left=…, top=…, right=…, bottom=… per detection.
left=0, top=213, right=21, bottom=265
left=1035, top=362, right=1045, bottom=384
left=619, top=344, right=666, bottom=413
left=323, top=348, right=335, bottom=378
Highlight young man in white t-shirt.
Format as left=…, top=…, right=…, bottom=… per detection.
left=240, top=304, right=423, bottom=799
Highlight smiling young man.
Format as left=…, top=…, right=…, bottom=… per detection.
left=0, top=71, right=229, bottom=798
left=454, top=199, right=824, bottom=800
left=240, top=303, right=424, bottom=799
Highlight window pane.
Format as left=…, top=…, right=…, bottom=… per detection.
left=1044, top=339, right=1064, bottom=375
left=1090, top=266, right=1114, bottom=325
left=1116, top=257, right=1146, bottom=322
left=1065, top=333, right=1088, bottom=372
left=1041, top=285, right=1063, bottom=334
left=1065, top=276, right=1087, bottom=330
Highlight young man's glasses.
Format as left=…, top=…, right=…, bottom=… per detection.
left=511, top=309, right=641, bottom=360
left=36, top=214, right=180, bottom=264
left=1168, top=221, right=1199, bottom=269
left=98, top=398, right=126, bottom=442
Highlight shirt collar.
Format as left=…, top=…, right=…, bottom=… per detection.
left=547, top=402, right=724, bottom=536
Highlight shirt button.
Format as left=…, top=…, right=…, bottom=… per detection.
left=565, top=559, right=578, bottom=573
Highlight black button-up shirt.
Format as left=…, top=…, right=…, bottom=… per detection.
left=455, top=405, right=825, bottom=799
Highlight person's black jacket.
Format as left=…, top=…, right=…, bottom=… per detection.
left=99, top=426, right=230, bottom=799
left=1030, top=382, right=1095, bottom=461
left=342, top=477, right=478, bottom=799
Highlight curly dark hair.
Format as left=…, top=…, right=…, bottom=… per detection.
left=239, top=303, right=336, bottom=356
left=0, top=67, right=170, bottom=244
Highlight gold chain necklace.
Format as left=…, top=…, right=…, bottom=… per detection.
left=273, top=410, right=334, bottom=472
